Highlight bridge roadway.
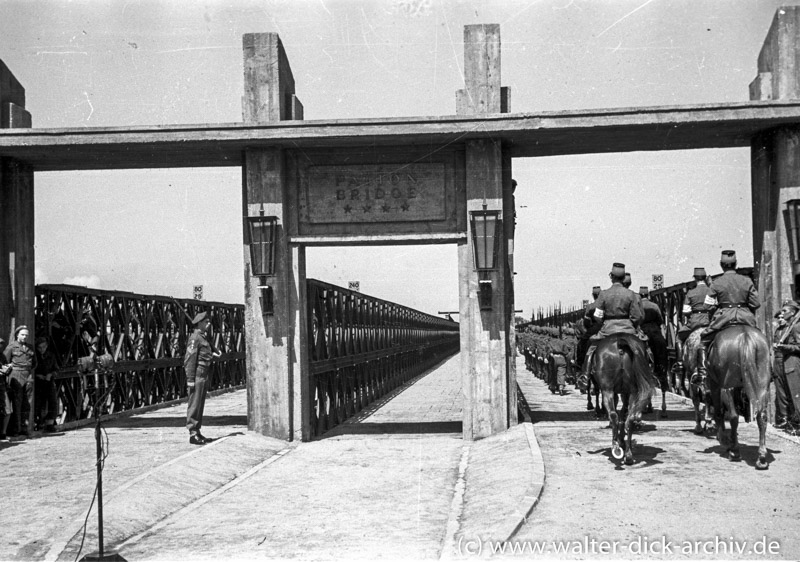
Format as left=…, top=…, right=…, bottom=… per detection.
left=0, top=353, right=540, bottom=561
left=509, top=368, right=800, bottom=560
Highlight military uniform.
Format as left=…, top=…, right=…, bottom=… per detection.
left=185, top=312, right=217, bottom=443
left=773, top=304, right=800, bottom=426
left=593, top=283, right=644, bottom=339
left=548, top=338, right=568, bottom=394
left=640, top=288, right=668, bottom=390
left=700, top=270, right=760, bottom=344
left=3, top=327, right=35, bottom=436
left=576, top=287, right=602, bottom=368
left=683, top=281, right=712, bottom=332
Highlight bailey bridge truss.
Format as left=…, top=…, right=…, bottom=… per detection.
left=3, top=8, right=800, bottom=441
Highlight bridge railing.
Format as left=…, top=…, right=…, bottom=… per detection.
left=34, top=284, right=246, bottom=425
left=307, top=279, right=460, bottom=437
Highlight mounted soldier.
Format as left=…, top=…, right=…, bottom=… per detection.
left=696, top=250, right=761, bottom=387
left=576, top=286, right=602, bottom=370
left=582, top=262, right=645, bottom=380
left=675, top=267, right=712, bottom=390
left=640, top=286, right=669, bottom=414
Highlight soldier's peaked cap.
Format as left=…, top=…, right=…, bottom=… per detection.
left=592, top=285, right=601, bottom=295
left=611, top=263, right=626, bottom=276
left=693, top=267, right=707, bottom=277
left=639, top=286, right=649, bottom=296
left=192, top=311, right=208, bottom=325
left=720, top=250, right=737, bottom=265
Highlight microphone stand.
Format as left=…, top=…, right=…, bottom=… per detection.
left=80, top=355, right=126, bottom=562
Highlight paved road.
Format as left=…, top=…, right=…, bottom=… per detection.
left=507, top=371, right=800, bottom=560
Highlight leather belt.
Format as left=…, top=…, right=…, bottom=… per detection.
left=604, top=315, right=630, bottom=320
left=719, top=304, right=745, bottom=308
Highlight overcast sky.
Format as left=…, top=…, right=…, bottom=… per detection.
left=0, top=0, right=790, bottom=318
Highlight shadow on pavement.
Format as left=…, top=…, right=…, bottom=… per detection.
left=104, top=414, right=247, bottom=429
left=320, top=421, right=462, bottom=438
left=700, top=443, right=780, bottom=468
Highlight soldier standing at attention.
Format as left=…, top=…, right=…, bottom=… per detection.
left=696, top=250, right=761, bottom=386
left=3, top=326, right=35, bottom=438
left=772, top=300, right=800, bottom=430
left=185, top=312, right=220, bottom=445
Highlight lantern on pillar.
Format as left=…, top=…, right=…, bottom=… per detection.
left=248, top=213, right=278, bottom=315
left=469, top=206, right=502, bottom=310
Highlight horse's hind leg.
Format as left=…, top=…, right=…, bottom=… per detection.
left=604, top=391, right=623, bottom=460
left=720, top=388, right=741, bottom=461
left=691, top=387, right=704, bottom=435
left=756, top=407, right=769, bottom=470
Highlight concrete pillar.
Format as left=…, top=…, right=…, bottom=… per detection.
left=242, top=34, right=309, bottom=441
left=750, top=7, right=800, bottom=336
left=456, top=25, right=516, bottom=440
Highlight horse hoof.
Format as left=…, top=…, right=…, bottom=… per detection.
left=728, top=450, right=741, bottom=462
left=756, top=459, right=769, bottom=470
left=624, top=456, right=634, bottom=466
left=611, top=445, right=624, bottom=460
left=693, top=426, right=704, bottom=435
left=586, top=404, right=594, bottom=411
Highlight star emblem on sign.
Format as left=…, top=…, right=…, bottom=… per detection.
left=381, top=204, right=391, bottom=213
left=400, top=202, right=410, bottom=211
left=362, top=205, right=372, bottom=213
left=343, top=204, right=353, bottom=213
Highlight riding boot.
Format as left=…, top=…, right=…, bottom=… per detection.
left=559, top=384, right=566, bottom=396
left=691, top=346, right=708, bottom=388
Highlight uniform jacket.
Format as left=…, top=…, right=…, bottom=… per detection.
left=582, top=299, right=602, bottom=339
left=593, top=282, right=644, bottom=338
left=640, top=298, right=664, bottom=338
left=184, top=329, right=216, bottom=384
left=774, top=317, right=800, bottom=377
left=683, top=282, right=712, bottom=330
left=705, top=270, right=760, bottom=331
left=35, top=348, right=59, bottom=379
left=3, top=340, right=36, bottom=375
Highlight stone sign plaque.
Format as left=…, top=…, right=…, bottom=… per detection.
left=303, top=163, right=446, bottom=223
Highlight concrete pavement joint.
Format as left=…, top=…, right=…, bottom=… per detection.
left=439, top=444, right=470, bottom=562
left=42, top=435, right=237, bottom=562
left=115, top=447, right=292, bottom=551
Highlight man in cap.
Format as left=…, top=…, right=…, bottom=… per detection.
left=680, top=268, right=712, bottom=340
left=696, top=250, right=761, bottom=387
left=639, top=286, right=669, bottom=394
left=582, top=263, right=644, bottom=380
left=184, top=311, right=221, bottom=445
left=3, top=326, right=35, bottom=437
left=772, top=300, right=800, bottom=429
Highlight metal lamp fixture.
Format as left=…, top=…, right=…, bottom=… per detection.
left=248, top=214, right=278, bottom=277
left=248, top=213, right=278, bottom=315
left=786, top=199, right=800, bottom=295
left=469, top=206, right=502, bottom=310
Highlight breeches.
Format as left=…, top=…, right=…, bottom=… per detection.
left=186, top=374, right=209, bottom=435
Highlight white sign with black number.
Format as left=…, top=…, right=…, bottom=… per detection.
left=194, top=285, right=204, bottom=300
left=348, top=281, right=360, bottom=292
left=652, top=274, right=664, bottom=290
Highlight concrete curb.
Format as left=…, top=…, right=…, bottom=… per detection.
left=447, top=421, right=546, bottom=555
left=502, top=422, right=546, bottom=542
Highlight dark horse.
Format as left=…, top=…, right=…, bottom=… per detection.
left=592, top=334, right=660, bottom=465
left=706, top=325, right=771, bottom=470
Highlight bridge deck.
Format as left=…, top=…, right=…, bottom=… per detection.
left=2, top=101, right=799, bottom=171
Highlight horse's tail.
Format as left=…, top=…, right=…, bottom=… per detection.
left=618, top=337, right=660, bottom=405
left=739, top=328, right=769, bottom=410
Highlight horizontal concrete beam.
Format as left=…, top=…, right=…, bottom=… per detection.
left=2, top=101, right=800, bottom=171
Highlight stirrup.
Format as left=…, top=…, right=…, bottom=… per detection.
left=689, top=372, right=705, bottom=387
left=576, top=374, right=588, bottom=391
